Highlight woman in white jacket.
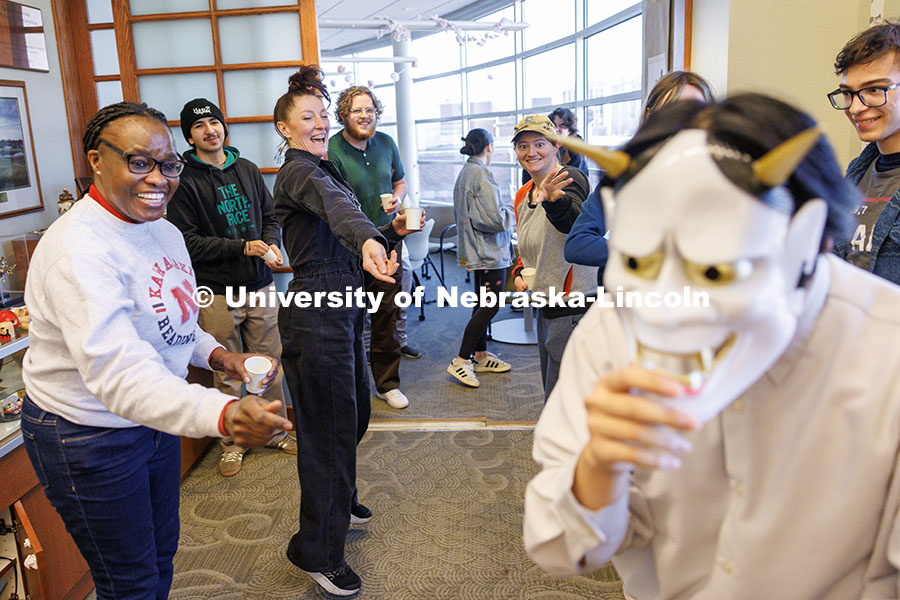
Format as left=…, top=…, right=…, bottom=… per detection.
left=447, top=128, right=515, bottom=388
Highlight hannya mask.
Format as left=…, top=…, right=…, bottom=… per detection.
left=551, top=128, right=826, bottom=425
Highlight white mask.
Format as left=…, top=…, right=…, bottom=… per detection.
left=601, top=130, right=827, bottom=425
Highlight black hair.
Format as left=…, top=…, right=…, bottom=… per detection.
left=835, top=20, right=900, bottom=74
left=643, top=71, right=715, bottom=121
left=615, top=93, right=857, bottom=250
left=273, top=65, right=330, bottom=136
left=82, top=101, right=168, bottom=156
left=548, top=108, right=578, bottom=136
left=460, top=128, right=493, bottom=155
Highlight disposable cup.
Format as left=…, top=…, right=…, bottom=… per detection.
left=244, top=356, right=272, bottom=394
left=381, top=193, right=394, bottom=210
left=404, top=207, right=423, bottom=231
left=261, top=248, right=277, bottom=263
left=521, top=267, right=536, bottom=289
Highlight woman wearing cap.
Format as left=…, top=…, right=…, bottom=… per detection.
left=19, top=101, right=290, bottom=599
left=512, top=115, right=598, bottom=400
left=447, top=128, right=515, bottom=387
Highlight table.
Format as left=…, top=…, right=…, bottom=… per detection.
left=489, top=305, right=537, bottom=345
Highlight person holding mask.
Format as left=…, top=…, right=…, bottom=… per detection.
left=511, top=115, right=597, bottom=400
left=564, top=70, right=715, bottom=283
left=272, top=66, right=423, bottom=597
left=447, top=128, right=515, bottom=387
left=20, top=101, right=290, bottom=600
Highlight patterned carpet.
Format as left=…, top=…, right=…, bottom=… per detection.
left=168, top=429, right=623, bottom=599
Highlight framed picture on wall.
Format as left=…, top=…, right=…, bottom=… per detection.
left=0, top=79, right=41, bottom=219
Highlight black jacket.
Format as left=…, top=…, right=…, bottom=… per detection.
left=273, top=148, right=400, bottom=284
left=167, top=147, right=282, bottom=294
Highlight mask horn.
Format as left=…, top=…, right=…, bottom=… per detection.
left=751, top=125, right=823, bottom=188
left=545, top=132, right=631, bottom=179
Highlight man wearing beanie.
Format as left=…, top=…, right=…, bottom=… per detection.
left=167, top=98, right=296, bottom=476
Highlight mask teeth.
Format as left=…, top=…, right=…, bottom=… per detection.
left=699, top=347, right=715, bottom=371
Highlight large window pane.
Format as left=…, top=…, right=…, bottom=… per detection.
left=86, top=0, right=112, bottom=24
left=467, top=6, right=516, bottom=68
left=96, top=81, right=123, bottom=109
left=218, top=14, right=301, bottom=64
left=585, top=100, right=641, bottom=148
left=588, top=0, right=639, bottom=25
left=418, top=119, right=464, bottom=204
left=411, top=32, right=461, bottom=78
left=90, top=29, right=119, bottom=76
left=523, top=44, right=576, bottom=109
left=586, top=16, right=642, bottom=98
left=523, top=0, right=575, bottom=50
left=130, top=0, right=207, bottom=15
left=354, top=46, right=396, bottom=89
left=224, top=68, right=296, bottom=118
left=139, top=73, right=218, bottom=122
left=133, top=20, right=214, bottom=69
left=467, top=62, right=516, bottom=114
left=227, top=122, right=285, bottom=170
left=414, top=75, right=461, bottom=121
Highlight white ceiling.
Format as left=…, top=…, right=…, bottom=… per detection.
left=315, top=0, right=506, bottom=54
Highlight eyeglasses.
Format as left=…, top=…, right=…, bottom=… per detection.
left=98, top=138, right=185, bottom=178
left=827, top=83, right=900, bottom=109
left=349, top=108, right=376, bottom=117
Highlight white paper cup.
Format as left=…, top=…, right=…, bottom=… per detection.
left=381, top=193, right=394, bottom=210
left=521, top=267, right=536, bottom=289
left=261, top=248, right=277, bottom=263
left=404, top=207, right=423, bottom=231
left=244, top=356, right=272, bottom=394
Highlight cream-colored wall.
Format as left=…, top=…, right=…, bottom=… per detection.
left=692, top=0, right=873, bottom=168
left=0, top=0, right=74, bottom=237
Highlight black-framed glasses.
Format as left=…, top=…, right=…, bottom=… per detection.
left=827, top=83, right=900, bottom=109
left=98, top=138, right=185, bottom=178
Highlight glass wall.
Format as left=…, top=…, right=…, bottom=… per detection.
left=347, top=0, right=642, bottom=203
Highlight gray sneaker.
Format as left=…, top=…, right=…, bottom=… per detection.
left=266, top=433, right=297, bottom=455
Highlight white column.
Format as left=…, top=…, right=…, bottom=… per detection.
left=392, top=38, right=420, bottom=207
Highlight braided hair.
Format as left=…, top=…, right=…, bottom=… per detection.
left=82, top=102, right=168, bottom=156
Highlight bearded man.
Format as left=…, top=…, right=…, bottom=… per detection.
left=524, top=94, right=900, bottom=599
left=327, top=86, right=415, bottom=412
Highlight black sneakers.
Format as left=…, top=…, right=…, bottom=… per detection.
left=350, top=502, right=372, bottom=524
left=302, top=561, right=361, bottom=597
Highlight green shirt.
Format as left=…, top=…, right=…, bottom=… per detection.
left=328, top=130, right=405, bottom=227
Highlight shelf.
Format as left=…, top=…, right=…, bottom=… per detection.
left=0, top=337, right=26, bottom=362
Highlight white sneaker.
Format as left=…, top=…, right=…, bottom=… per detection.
left=447, top=359, right=480, bottom=388
left=376, top=388, right=409, bottom=409
left=473, top=352, right=512, bottom=373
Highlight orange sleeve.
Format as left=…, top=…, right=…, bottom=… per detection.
left=511, top=181, right=532, bottom=280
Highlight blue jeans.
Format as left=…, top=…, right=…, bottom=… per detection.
left=20, top=396, right=181, bottom=600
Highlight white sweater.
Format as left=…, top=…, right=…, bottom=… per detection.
left=23, top=194, right=230, bottom=438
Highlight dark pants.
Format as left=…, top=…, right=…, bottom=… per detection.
left=20, top=396, right=180, bottom=600
left=365, top=250, right=402, bottom=393
left=458, top=268, right=507, bottom=358
left=280, top=269, right=371, bottom=571
left=536, top=309, right=586, bottom=401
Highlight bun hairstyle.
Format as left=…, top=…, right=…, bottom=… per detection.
left=459, top=128, right=493, bottom=156
left=273, top=65, right=330, bottom=135
left=83, top=101, right=168, bottom=156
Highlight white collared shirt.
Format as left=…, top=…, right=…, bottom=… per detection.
left=525, top=255, right=900, bottom=599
